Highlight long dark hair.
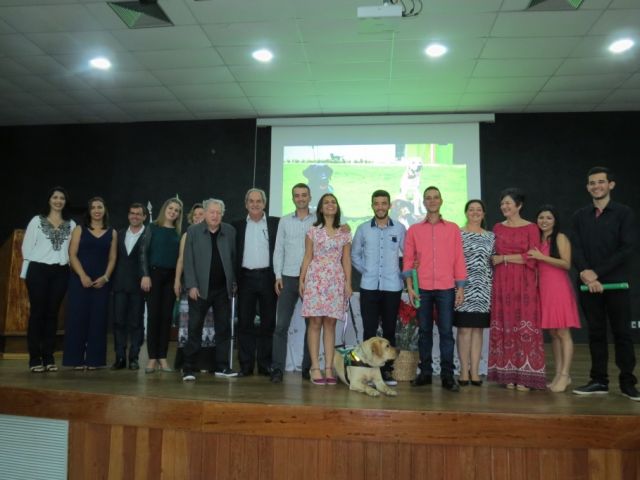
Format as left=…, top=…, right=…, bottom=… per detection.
left=83, top=196, right=110, bottom=230
left=535, top=204, right=560, bottom=259
left=43, top=186, right=71, bottom=220
left=314, top=193, right=341, bottom=229
left=464, top=199, right=487, bottom=229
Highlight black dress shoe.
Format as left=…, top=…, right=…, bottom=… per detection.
left=411, top=372, right=432, bottom=386
left=442, top=377, right=460, bottom=392
left=111, top=358, right=126, bottom=370
left=270, top=368, right=283, bottom=384
left=237, top=370, right=254, bottom=377
left=129, top=359, right=140, bottom=370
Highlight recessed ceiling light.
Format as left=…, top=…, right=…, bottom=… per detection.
left=608, top=38, right=634, bottom=54
left=89, top=57, right=112, bottom=70
left=252, top=49, right=273, bottom=63
left=424, top=43, right=447, bottom=58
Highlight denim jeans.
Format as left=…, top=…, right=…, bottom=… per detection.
left=417, top=288, right=455, bottom=378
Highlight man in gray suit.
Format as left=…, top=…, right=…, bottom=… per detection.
left=182, top=198, right=237, bottom=381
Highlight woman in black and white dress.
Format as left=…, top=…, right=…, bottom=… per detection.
left=22, top=187, right=76, bottom=372
left=454, top=199, right=495, bottom=386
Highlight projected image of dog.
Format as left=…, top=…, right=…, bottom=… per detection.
left=398, top=157, right=424, bottom=216
left=334, top=337, right=398, bottom=397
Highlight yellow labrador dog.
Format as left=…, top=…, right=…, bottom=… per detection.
left=334, top=337, right=398, bottom=397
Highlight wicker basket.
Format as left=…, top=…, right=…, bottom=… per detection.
left=393, top=350, right=419, bottom=381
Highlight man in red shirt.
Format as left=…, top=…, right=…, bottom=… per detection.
left=404, top=186, right=467, bottom=392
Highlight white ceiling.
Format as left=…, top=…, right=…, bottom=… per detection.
left=0, top=0, right=639, bottom=125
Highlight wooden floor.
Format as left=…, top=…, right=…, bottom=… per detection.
left=1, top=344, right=640, bottom=479
left=1, top=344, right=639, bottom=416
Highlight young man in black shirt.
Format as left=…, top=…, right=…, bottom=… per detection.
left=571, top=166, right=639, bottom=401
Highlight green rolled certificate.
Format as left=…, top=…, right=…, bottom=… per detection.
left=580, top=282, right=629, bottom=292
left=412, top=269, right=421, bottom=308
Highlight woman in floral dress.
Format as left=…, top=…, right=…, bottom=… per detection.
left=300, top=193, right=352, bottom=385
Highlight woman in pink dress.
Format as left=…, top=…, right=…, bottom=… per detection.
left=488, top=188, right=546, bottom=391
left=527, top=205, right=581, bottom=393
left=299, top=193, right=352, bottom=385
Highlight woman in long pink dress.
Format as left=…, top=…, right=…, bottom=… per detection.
left=527, top=205, right=581, bottom=393
left=488, top=188, right=546, bottom=391
left=299, top=193, right=352, bottom=385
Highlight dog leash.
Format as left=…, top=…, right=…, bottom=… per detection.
left=339, top=299, right=359, bottom=347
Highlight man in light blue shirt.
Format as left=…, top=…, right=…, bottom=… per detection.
left=352, top=189, right=406, bottom=385
left=270, top=183, right=315, bottom=383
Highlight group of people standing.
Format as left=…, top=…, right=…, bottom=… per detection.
left=20, top=165, right=638, bottom=402
left=484, top=166, right=637, bottom=402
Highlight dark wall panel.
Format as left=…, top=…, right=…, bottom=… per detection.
left=481, top=112, right=640, bottom=337
left=2, top=118, right=262, bottom=239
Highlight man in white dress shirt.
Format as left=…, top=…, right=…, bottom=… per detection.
left=111, top=203, right=147, bottom=370
left=232, top=189, right=280, bottom=377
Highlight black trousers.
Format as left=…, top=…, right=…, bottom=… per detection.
left=184, top=287, right=231, bottom=373
left=360, top=288, right=401, bottom=372
left=237, top=268, right=277, bottom=374
left=579, top=289, right=637, bottom=387
left=25, top=262, right=69, bottom=367
left=146, top=266, right=175, bottom=359
left=112, top=290, right=145, bottom=361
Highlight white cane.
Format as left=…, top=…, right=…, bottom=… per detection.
left=229, top=293, right=236, bottom=370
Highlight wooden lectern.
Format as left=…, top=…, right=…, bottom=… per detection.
left=0, top=230, right=65, bottom=358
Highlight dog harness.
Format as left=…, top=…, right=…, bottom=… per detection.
left=337, top=347, right=372, bottom=385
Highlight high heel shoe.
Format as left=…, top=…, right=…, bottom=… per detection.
left=324, top=368, right=337, bottom=385
left=309, top=368, right=325, bottom=385
left=547, top=374, right=560, bottom=389
left=550, top=374, right=571, bottom=393
left=470, top=371, right=482, bottom=386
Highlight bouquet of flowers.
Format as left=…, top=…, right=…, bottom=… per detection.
left=396, top=296, right=419, bottom=351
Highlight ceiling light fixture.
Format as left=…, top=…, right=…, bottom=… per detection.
left=425, top=43, right=447, bottom=58
left=89, top=57, right=112, bottom=70
left=252, top=49, right=274, bottom=63
left=608, top=38, right=634, bottom=54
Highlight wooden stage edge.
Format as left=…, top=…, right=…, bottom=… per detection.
left=2, top=384, right=640, bottom=451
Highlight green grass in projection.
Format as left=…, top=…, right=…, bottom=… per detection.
left=282, top=162, right=467, bottom=228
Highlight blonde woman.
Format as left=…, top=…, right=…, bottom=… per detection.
left=140, top=197, right=183, bottom=373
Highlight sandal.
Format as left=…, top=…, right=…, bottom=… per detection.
left=309, top=368, right=325, bottom=385
left=516, top=384, right=530, bottom=392
left=324, top=368, right=337, bottom=385
left=550, top=374, right=572, bottom=393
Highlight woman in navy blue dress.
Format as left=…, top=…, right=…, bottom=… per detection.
left=63, top=197, right=117, bottom=369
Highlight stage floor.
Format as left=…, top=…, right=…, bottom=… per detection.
left=1, top=343, right=639, bottom=417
